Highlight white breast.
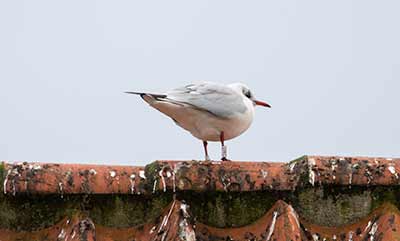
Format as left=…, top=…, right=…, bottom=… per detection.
left=183, top=98, right=255, bottom=142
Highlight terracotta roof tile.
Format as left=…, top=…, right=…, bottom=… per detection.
left=0, top=214, right=96, bottom=241
left=2, top=162, right=144, bottom=195
left=307, top=156, right=400, bottom=186
left=1, top=156, right=400, bottom=240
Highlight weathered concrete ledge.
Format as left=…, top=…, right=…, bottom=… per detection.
left=1, top=156, right=400, bottom=241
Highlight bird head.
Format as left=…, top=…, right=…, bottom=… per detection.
left=229, top=83, right=271, bottom=108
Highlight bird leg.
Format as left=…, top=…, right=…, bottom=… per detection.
left=220, top=132, right=230, bottom=161
left=203, top=141, right=211, bottom=161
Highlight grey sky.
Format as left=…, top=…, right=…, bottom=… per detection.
left=1, top=1, right=399, bottom=166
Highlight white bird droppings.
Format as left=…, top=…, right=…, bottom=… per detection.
left=139, top=170, right=146, bottom=179
left=159, top=170, right=167, bottom=192
left=388, top=166, right=399, bottom=179
left=308, top=158, right=316, bottom=186
left=149, top=225, right=156, bottom=234
left=3, top=169, right=11, bottom=194
left=58, top=182, right=64, bottom=199
left=289, top=162, right=296, bottom=172
left=331, top=160, right=338, bottom=180
left=364, top=220, right=372, bottom=232
left=312, top=234, right=319, bottom=241
left=57, top=228, right=66, bottom=239
left=109, top=170, right=116, bottom=178
left=348, top=231, right=353, bottom=241
left=152, top=179, right=158, bottom=193
left=180, top=203, right=190, bottom=218
left=261, top=169, right=268, bottom=179
left=172, top=169, right=176, bottom=193
left=129, top=174, right=136, bottom=194
left=179, top=202, right=196, bottom=241
left=369, top=222, right=378, bottom=241
left=266, top=211, right=278, bottom=241
left=288, top=206, right=300, bottom=229
left=349, top=171, right=353, bottom=186
left=158, top=200, right=176, bottom=233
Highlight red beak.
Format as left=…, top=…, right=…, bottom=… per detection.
left=254, top=100, right=271, bottom=108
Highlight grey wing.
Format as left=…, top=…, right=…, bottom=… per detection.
left=166, top=82, right=247, bottom=118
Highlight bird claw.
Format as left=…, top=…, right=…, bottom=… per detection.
left=221, top=157, right=231, bottom=162
left=221, top=145, right=228, bottom=161
left=205, top=154, right=211, bottom=161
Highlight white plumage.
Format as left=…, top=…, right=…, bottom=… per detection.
left=126, top=81, right=270, bottom=161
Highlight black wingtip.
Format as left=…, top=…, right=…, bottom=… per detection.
left=124, top=92, right=147, bottom=101
left=125, top=92, right=166, bottom=100
left=125, top=91, right=142, bottom=95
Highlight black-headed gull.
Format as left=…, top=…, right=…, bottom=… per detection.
left=126, top=81, right=270, bottom=161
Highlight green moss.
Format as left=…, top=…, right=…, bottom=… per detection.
left=295, top=187, right=372, bottom=227
left=185, top=191, right=279, bottom=228
left=0, top=194, right=81, bottom=231
left=144, top=161, right=162, bottom=192
left=0, top=162, right=5, bottom=194
left=143, top=193, right=173, bottom=222
left=0, top=198, right=17, bottom=227
left=91, top=196, right=136, bottom=227
left=292, top=186, right=400, bottom=227
left=288, top=155, right=308, bottom=166
left=145, top=161, right=160, bottom=175
left=371, top=186, right=400, bottom=210
left=0, top=193, right=174, bottom=231
left=2, top=183, right=400, bottom=231
left=298, top=171, right=311, bottom=187
left=90, top=194, right=172, bottom=228
left=287, top=155, right=311, bottom=187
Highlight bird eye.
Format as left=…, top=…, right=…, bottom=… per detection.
left=243, top=90, right=252, bottom=98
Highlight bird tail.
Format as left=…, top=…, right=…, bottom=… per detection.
left=125, top=91, right=167, bottom=104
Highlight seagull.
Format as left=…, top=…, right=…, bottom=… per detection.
left=126, top=81, right=270, bottom=161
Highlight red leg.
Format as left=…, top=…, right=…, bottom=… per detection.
left=203, top=141, right=210, bottom=161
left=220, top=132, right=230, bottom=161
